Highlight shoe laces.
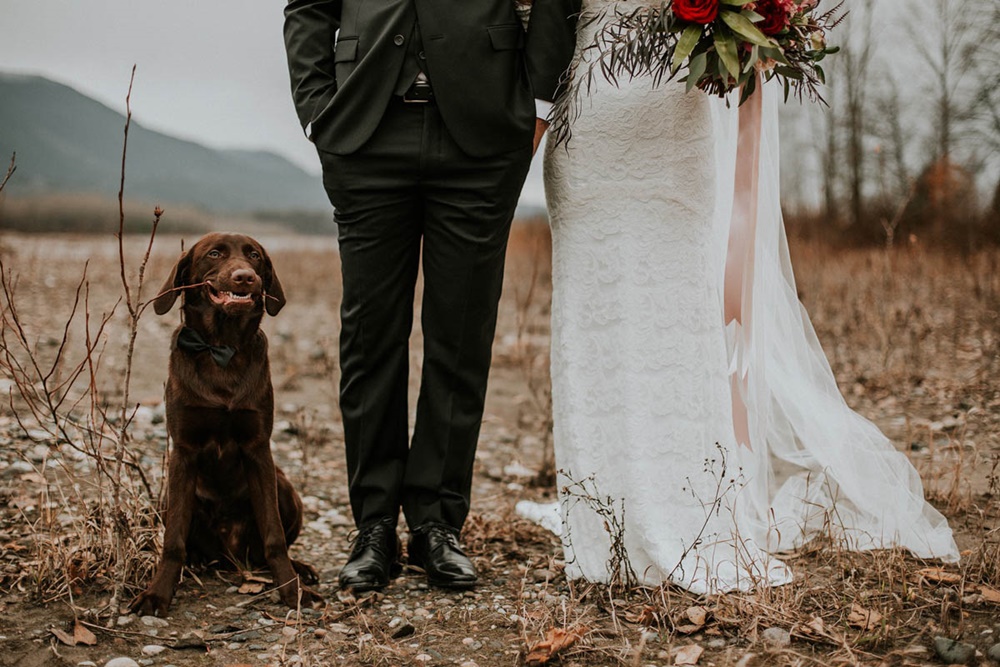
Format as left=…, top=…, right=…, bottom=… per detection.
left=351, top=519, right=394, bottom=555
left=423, top=523, right=462, bottom=552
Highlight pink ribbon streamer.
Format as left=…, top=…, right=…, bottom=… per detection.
left=725, top=79, right=763, bottom=449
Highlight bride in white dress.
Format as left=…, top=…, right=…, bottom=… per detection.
left=517, top=0, right=959, bottom=594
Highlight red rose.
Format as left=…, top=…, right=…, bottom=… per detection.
left=672, top=0, right=720, bottom=25
left=754, top=0, right=793, bottom=35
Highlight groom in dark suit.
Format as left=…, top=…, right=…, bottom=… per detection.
left=284, top=0, right=580, bottom=590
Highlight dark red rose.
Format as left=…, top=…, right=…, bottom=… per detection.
left=672, top=0, right=720, bottom=25
left=754, top=0, right=793, bottom=35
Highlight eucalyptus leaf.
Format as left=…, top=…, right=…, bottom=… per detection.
left=671, top=24, right=703, bottom=74
left=687, top=51, right=708, bottom=89
left=760, top=46, right=790, bottom=65
left=720, top=11, right=773, bottom=47
left=713, top=30, right=740, bottom=79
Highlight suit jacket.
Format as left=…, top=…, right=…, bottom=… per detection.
left=284, top=0, right=581, bottom=157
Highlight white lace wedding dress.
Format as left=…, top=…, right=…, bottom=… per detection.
left=516, top=0, right=959, bottom=594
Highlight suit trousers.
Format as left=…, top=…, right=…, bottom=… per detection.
left=318, top=99, right=533, bottom=532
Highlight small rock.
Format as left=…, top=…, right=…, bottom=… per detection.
left=116, top=615, right=136, bottom=628
left=933, top=636, right=976, bottom=665
left=532, top=569, right=556, bottom=583
left=414, top=655, right=432, bottom=664
left=760, top=627, right=791, bottom=648
left=104, top=659, right=141, bottom=667
left=141, top=616, right=169, bottom=628
left=281, top=626, right=298, bottom=639
left=391, top=623, right=415, bottom=639
left=707, top=638, right=727, bottom=649
left=314, top=628, right=328, bottom=639
left=77, top=662, right=98, bottom=667
left=985, top=642, right=1000, bottom=663
left=141, top=645, right=166, bottom=656
left=460, top=662, right=479, bottom=667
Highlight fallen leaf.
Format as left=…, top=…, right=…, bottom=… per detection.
left=50, top=627, right=75, bottom=646
left=674, top=644, right=704, bottom=665
left=238, top=581, right=265, bottom=595
left=525, top=626, right=587, bottom=666
left=685, top=606, right=708, bottom=627
left=847, top=604, right=883, bottom=631
left=73, top=621, right=97, bottom=646
left=801, top=616, right=827, bottom=637
left=979, top=585, right=1000, bottom=604
left=916, top=567, right=962, bottom=585
left=625, top=606, right=658, bottom=625
left=675, top=624, right=703, bottom=635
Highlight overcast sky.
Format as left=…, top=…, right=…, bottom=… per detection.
left=0, top=0, right=549, bottom=206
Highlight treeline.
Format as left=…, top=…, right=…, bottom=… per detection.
left=781, top=0, right=1000, bottom=249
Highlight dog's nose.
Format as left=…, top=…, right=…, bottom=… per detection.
left=231, top=269, right=257, bottom=286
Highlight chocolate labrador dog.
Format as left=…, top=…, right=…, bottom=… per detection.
left=132, top=232, right=320, bottom=615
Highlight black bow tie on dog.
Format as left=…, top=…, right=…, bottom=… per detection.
left=176, top=327, right=236, bottom=368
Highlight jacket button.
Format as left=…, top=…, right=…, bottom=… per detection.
left=393, top=34, right=405, bottom=46
left=418, top=50, right=426, bottom=60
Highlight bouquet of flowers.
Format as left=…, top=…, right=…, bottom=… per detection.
left=577, top=0, right=844, bottom=104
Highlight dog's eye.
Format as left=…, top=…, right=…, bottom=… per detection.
left=249, top=251, right=261, bottom=261
left=207, top=250, right=222, bottom=259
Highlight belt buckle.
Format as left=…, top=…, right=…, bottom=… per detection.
left=403, top=82, right=433, bottom=104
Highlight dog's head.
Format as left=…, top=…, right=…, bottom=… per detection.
left=153, top=232, right=286, bottom=317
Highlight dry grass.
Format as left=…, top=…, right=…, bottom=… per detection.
left=0, top=224, right=998, bottom=666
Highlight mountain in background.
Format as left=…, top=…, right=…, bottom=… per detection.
left=0, top=73, right=329, bottom=213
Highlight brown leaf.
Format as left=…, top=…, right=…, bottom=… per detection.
left=674, top=624, right=703, bottom=635
left=525, top=626, right=586, bottom=666
left=979, top=585, right=1000, bottom=604
left=73, top=621, right=97, bottom=646
left=685, top=606, right=708, bottom=627
left=801, top=616, right=827, bottom=637
left=50, top=627, right=75, bottom=646
left=847, top=603, right=883, bottom=631
left=916, top=567, right=962, bottom=585
left=625, top=605, right=658, bottom=625
left=238, top=581, right=265, bottom=595
left=674, top=644, right=704, bottom=665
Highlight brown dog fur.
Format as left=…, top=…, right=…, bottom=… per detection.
left=132, top=232, right=320, bottom=615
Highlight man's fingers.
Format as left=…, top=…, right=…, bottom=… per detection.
left=532, top=118, right=550, bottom=156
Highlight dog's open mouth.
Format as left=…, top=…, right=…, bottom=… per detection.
left=207, top=284, right=257, bottom=307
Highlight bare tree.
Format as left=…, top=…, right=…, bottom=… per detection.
left=910, top=0, right=978, bottom=162
left=840, top=0, right=877, bottom=233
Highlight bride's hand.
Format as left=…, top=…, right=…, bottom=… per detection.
left=533, top=118, right=550, bottom=156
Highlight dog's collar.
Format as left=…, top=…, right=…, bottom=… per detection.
left=176, top=327, right=236, bottom=368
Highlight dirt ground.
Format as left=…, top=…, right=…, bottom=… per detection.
left=0, top=227, right=998, bottom=667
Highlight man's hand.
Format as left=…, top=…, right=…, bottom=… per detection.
left=533, top=118, right=550, bottom=156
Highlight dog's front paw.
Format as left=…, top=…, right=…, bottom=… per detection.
left=130, top=587, right=173, bottom=617
left=291, top=559, right=319, bottom=585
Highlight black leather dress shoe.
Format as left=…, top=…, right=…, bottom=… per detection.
left=339, top=518, right=401, bottom=592
left=407, top=523, right=478, bottom=589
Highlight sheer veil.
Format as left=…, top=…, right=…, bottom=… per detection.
left=712, top=83, right=959, bottom=562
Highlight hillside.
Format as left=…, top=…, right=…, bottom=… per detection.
left=0, top=73, right=329, bottom=213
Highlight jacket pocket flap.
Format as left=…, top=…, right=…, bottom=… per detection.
left=334, top=38, right=358, bottom=63
left=487, top=25, right=524, bottom=51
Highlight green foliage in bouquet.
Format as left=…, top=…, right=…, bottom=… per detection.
left=552, top=0, right=844, bottom=142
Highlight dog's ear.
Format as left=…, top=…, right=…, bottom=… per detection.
left=262, top=249, right=286, bottom=316
left=153, top=249, right=193, bottom=315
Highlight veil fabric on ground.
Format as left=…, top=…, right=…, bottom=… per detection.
left=518, top=0, right=958, bottom=595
